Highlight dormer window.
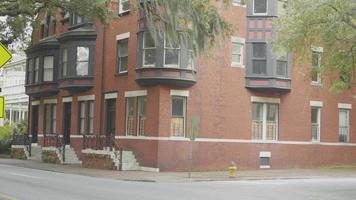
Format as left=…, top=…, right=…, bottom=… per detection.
left=41, top=15, right=56, bottom=38
left=119, top=0, right=130, bottom=15
left=71, top=13, right=85, bottom=26
left=253, top=0, right=267, bottom=15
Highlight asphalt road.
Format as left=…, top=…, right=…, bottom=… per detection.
left=0, top=164, right=356, bottom=200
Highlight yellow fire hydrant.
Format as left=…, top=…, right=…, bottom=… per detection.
left=228, top=161, right=237, bottom=178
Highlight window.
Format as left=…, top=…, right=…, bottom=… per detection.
left=143, top=32, right=156, bottom=67
left=232, top=40, right=243, bottom=66
left=62, top=49, right=68, bottom=77
left=76, top=47, right=89, bottom=76
left=252, top=103, right=278, bottom=140
left=44, top=104, right=56, bottom=134
left=126, top=97, right=135, bottom=136
left=311, top=50, right=322, bottom=84
left=137, top=96, right=146, bottom=136
left=125, top=95, right=147, bottom=136
left=71, top=13, right=84, bottom=26
left=253, top=0, right=267, bottom=15
left=41, top=15, right=56, bottom=38
left=339, top=109, right=349, bottom=143
left=117, top=39, right=129, bottom=73
left=171, top=96, right=186, bottom=137
left=34, top=57, right=40, bottom=83
left=187, top=50, right=195, bottom=70
left=311, top=107, right=321, bottom=142
left=43, top=56, right=54, bottom=82
left=252, top=43, right=267, bottom=74
left=78, top=101, right=94, bottom=135
left=119, top=0, right=130, bottom=14
left=164, top=36, right=180, bottom=68
left=27, top=59, right=34, bottom=84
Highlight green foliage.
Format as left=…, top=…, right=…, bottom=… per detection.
left=12, top=120, right=28, bottom=135
left=0, top=124, right=12, bottom=143
left=140, top=0, right=233, bottom=56
left=274, top=0, right=356, bottom=92
left=0, top=0, right=112, bottom=49
left=42, top=150, right=59, bottom=163
left=10, top=148, right=27, bottom=159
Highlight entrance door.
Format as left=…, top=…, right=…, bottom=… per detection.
left=31, top=105, right=39, bottom=143
left=63, top=102, right=72, bottom=145
left=106, top=99, right=116, bottom=137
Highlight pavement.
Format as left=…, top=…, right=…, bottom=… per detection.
left=1, top=158, right=356, bottom=183
left=1, top=161, right=356, bottom=200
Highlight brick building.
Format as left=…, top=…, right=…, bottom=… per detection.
left=24, top=0, right=356, bottom=171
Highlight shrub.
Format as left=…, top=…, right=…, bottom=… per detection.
left=0, top=124, right=13, bottom=153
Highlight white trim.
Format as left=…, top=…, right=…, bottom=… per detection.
left=260, top=165, right=270, bottom=169
left=259, top=151, right=271, bottom=157
left=70, top=135, right=83, bottom=139
left=310, top=101, right=323, bottom=107
left=11, top=145, right=27, bottom=149
left=140, top=166, right=160, bottom=172
left=42, top=147, right=57, bottom=151
left=31, top=101, right=40, bottom=106
left=125, top=90, right=147, bottom=97
left=170, top=90, right=189, bottom=97
left=119, top=0, right=130, bottom=14
left=338, top=103, right=352, bottom=109
left=78, top=95, right=95, bottom=101
left=62, top=97, right=73, bottom=103
left=38, top=134, right=44, bottom=137
left=116, top=136, right=190, bottom=141
left=43, top=99, right=57, bottom=104
left=116, top=32, right=130, bottom=41
left=231, top=37, right=245, bottom=68
left=311, top=46, right=324, bottom=53
left=115, top=136, right=356, bottom=146
left=251, top=96, right=280, bottom=104
left=105, top=92, right=118, bottom=100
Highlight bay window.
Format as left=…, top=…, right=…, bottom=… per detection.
left=164, top=37, right=180, bottom=68
left=143, top=32, right=156, bottom=67
left=252, top=43, right=267, bottom=74
left=43, top=56, right=54, bottom=82
left=76, top=47, right=89, bottom=76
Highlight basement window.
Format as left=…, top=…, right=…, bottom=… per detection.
left=259, top=151, right=271, bottom=169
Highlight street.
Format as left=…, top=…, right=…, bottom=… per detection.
left=0, top=163, right=356, bottom=200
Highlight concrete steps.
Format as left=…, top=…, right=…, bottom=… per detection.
left=109, top=150, right=140, bottom=171
left=62, top=146, right=81, bottom=164
left=28, top=144, right=42, bottom=161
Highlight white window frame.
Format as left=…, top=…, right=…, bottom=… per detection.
left=76, top=46, right=89, bottom=76
left=253, top=0, right=268, bottom=15
left=252, top=102, right=279, bottom=141
left=143, top=32, right=156, bottom=67
left=170, top=91, right=188, bottom=138
left=311, top=106, right=321, bottom=142
left=43, top=56, right=54, bottom=82
left=339, top=109, right=350, bottom=143
left=119, top=0, right=130, bottom=14
left=164, top=35, right=181, bottom=68
left=117, top=38, right=129, bottom=74
left=231, top=37, right=245, bottom=67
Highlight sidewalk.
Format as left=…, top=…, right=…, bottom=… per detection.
left=1, top=158, right=356, bottom=183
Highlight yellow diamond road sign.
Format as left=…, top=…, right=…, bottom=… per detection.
left=0, top=43, right=12, bottom=68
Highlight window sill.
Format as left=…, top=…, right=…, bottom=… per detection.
left=260, top=165, right=270, bottom=169
left=118, top=10, right=130, bottom=17
left=115, top=72, right=128, bottom=77
left=231, top=63, right=245, bottom=68
left=232, top=3, right=246, bottom=7
left=311, top=82, right=323, bottom=87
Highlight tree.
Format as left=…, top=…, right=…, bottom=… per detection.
left=0, top=0, right=112, bottom=49
left=140, top=0, right=233, bottom=56
left=274, top=0, right=356, bottom=92
left=0, top=0, right=233, bottom=55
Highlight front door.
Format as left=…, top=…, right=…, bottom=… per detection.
left=31, top=105, right=39, bottom=143
left=63, top=102, right=72, bottom=145
left=106, top=99, right=116, bottom=137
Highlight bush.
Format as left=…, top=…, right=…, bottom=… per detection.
left=0, top=124, right=13, bottom=153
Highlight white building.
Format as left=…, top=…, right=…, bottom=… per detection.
left=0, top=53, right=28, bottom=125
